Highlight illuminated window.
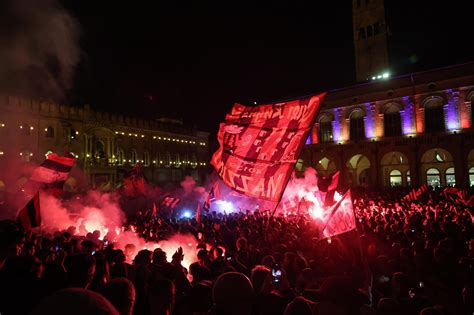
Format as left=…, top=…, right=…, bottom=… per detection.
left=131, top=150, right=137, bottom=165
left=143, top=151, right=150, bottom=166
left=445, top=167, right=456, bottom=186
left=319, top=116, right=333, bottom=142
left=426, top=168, right=441, bottom=187
left=175, top=153, right=181, bottom=167
left=191, top=154, right=197, bottom=168
left=389, top=169, right=402, bottom=186
left=469, top=167, right=474, bottom=187
left=350, top=110, right=365, bottom=141
left=45, top=126, right=54, bottom=138
left=165, top=152, right=171, bottom=167
left=424, top=98, right=445, bottom=133
left=117, top=148, right=125, bottom=165
left=406, top=170, right=411, bottom=187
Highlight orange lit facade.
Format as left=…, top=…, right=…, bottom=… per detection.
left=301, top=62, right=474, bottom=188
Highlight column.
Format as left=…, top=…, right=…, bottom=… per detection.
left=414, top=95, right=424, bottom=134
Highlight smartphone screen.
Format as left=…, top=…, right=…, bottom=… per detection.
left=272, top=264, right=282, bottom=285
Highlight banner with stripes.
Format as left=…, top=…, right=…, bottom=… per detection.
left=211, top=93, right=325, bottom=202
left=17, top=191, right=41, bottom=231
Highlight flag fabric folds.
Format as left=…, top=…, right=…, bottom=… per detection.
left=317, top=171, right=340, bottom=207
left=17, top=191, right=41, bottom=231
left=161, top=196, right=180, bottom=208
left=402, top=185, right=429, bottom=201
left=196, top=203, right=201, bottom=223
left=211, top=93, right=326, bottom=202
left=27, top=153, right=76, bottom=196
left=204, top=181, right=220, bottom=210
left=320, top=189, right=356, bottom=238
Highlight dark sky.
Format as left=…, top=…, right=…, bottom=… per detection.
left=63, top=0, right=473, bottom=134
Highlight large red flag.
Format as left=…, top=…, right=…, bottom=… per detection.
left=211, top=93, right=325, bottom=202
left=320, top=189, right=356, bottom=238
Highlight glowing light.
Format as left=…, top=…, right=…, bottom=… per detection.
left=382, top=72, right=389, bottom=78
left=19, top=125, right=23, bottom=129
left=0, top=151, right=4, bottom=155
left=215, top=200, right=236, bottom=213
left=44, top=128, right=48, bottom=132
left=0, top=123, right=4, bottom=127
left=141, top=135, right=144, bottom=138
left=75, top=131, right=79, bottom=135
left=181, top=210, right=192, bottom=219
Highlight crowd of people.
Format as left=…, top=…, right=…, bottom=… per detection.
left=0, top=187, right=473, bottom=315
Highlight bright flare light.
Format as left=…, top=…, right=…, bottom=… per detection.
left=181, top=210, right=192, bottom=219
left=215, top=200, right=235, bottom=214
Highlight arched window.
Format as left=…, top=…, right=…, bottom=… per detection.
left=469, top=167, right=474, bottom=187
left=426, top=168, right=441, bottom=187
left=406, top=170, right=411, bottom=187
left=424, top=97, right=445, bottom=133
left=130, top=150, right=137, bottom=165
left=373, top=22, right=380, bottom=35
left=45, top=126, right=54, bottom=138
left=143, top=151, right=150, bottom=167
left=445, top=167, right=456, bottom=186
left=191, top=154, right=197, bottom=168
left=359, top=28, right=366, bottom=39
left=165, top=151, right=171, bottom=167
left=94, top=141, right=105, bottom=159
left=117, top=148, right=125, bottom=165
left=384, top=105, right=402, bottom=137
left=367, top=25, right=373, bottom=37
left=389, top=169, right=402, bottom=187
left=319, top=116, right=333, bottom=142
left=350, top=110, right=365, bottom=141
left=175, top=153, right=181, bottom=167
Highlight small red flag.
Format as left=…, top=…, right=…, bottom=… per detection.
left=196, top=203, right=201, bottom=223
left=17, top=192, right=41, bottom=231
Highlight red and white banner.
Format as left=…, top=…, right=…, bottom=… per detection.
left=30, top=153, right=76, bottom=184
left=321, top=189, right=356, bottom=238
left=211, top=93, right=325, bottom=202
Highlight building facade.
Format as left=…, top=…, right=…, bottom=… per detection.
left=0, top=96, right=209, bottom=192
left=301, top=62, right=474, bottom=188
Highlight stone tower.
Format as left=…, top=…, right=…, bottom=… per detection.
left=352, top=0, right=389, bottom=81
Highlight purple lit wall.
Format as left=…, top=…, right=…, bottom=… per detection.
left=332, top=109, right=342, bottom=141
left=401, top=97, right=415, bottom=135
left=445, top=93, right=459, bottom=130
left=364, top=103, right=375, bottom=139
left=305, top=135, right=312, bottom=145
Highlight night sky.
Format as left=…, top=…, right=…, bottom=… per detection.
left=63, top=1, right=473, bottom=134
